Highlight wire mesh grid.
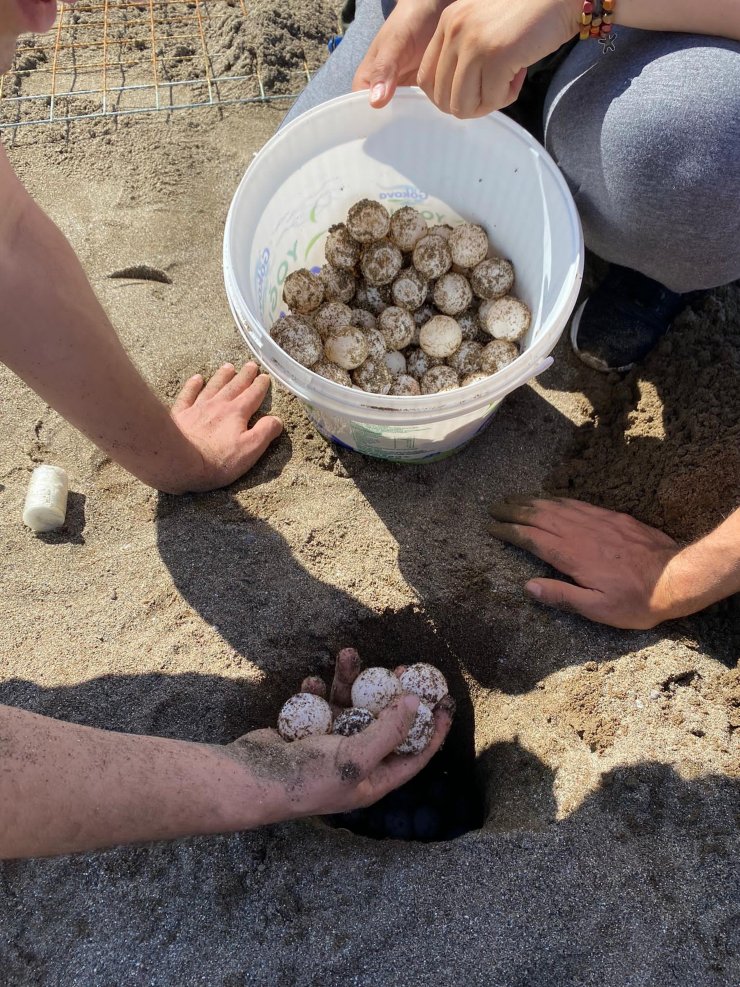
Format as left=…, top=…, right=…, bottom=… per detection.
left=0, top=0, right=316, bottom=130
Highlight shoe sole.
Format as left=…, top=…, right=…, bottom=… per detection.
left=569, top=298, right=634, bottom=374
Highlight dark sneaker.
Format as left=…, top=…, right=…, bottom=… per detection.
left=570, top=264, right=707, bottom=373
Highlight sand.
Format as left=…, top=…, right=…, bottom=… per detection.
left=1, top=14, right=739, bottom=986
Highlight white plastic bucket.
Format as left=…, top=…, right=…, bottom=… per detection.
left=224, top=88, right=583, bottom=462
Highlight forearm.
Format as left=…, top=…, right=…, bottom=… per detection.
left=562, top=0, right=740, bottom=41
left=0, top=705, right=285, bottom=859
left=0, top=159, right=202, bottom=492
left=658, top=508, right=740, bottom=619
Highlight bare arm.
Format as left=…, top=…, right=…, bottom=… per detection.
left=0, top=652, right=454, bottom=859
left=0, top=146, right=281, bottom=494
left=488, top=500, right=740, bottom=630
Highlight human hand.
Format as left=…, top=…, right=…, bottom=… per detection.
left=169, top=362, right=283, bottom=493
left=488, top=497, right=686, bottom=630
left=225, top=648, right=455, bottom=820
left=417, top=0, right=576, bottom=118
left=352, top=0, right=452, bottom=108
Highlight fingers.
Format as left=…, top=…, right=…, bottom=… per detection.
left=525, top=578, right=605, bottom=621
left=488, top=520, right=580, bottom=578
left=236, top=372, right=273, bottom=419
left=238, top=414, right=283, bottom=468
left=330, top=647, right=362, bottom=708
left=450, top=57, right=483, bottom=118
left=353, top=36, right=401, bottom=108
left=345, top=695, right=420, bottom=774
left=364, top=695, right=455, bottom=796
left=220, top=362, right=260, bottom=401
left=197, top=363, right=236, bottom=401
left=171, top=374, right=204, bottom=413
left=417, top=25, right=443, bottom=99
left=300, top=675, right=327, bottom=698
left=393, top=665, right=407, bottom=678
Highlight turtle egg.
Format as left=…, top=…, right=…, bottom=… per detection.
left=384, top=350, right=407, bottom=377
left=314, top=301, right=353, bottom=338
left=352, top=357, right=393, bottom=394
left=378, top=306, right=415, bottom=350
left=395, top=702, right=434, bottom=755
left=271, top=316, right=323, bottom=368
left=419, top=315, right=462, bottom=358
left=457, top=308, right=482, bottom=341
left=448, top=223, right=489, bottom=268
left=389, top=374, right=421, bottom=396
left=433, top=272, right=473, bottom=316
left=470, top=257, right=514, bottom=300
left=406, top=347, right=442, bottom=380
left=399, top=663, right=448, bottom=708
left=389, top=206, right=428, bottom=251
left=461, top=371, right=490, bottom=387
left=324, top=326, right=369, bottom=370
left=277, top=693, right=333, bottom=742
left=448, top=339, right=483, bottom=376
left=321, top=265, right=356, bottom=304
left=361, top=239, right=403, bottom=285
left=354, top=282, right=391, bottom=314
left=421, top=365, right=460, bottom=394
left=412, top=234, right=452, bottom=280
left=312, top=359, right=353, bottom=387
left=479, top=339, right=519, bottom=374
left=428, top=224, right=452, bottom=240
left=332, top=707, right=375, bottom=737
left=363, top=327, right=387, bottom=361
left=283, top=268, right=325, bottom=314
left=479, top=296, right=531, bottom=341
left=391, top=267, right=428, bottom=311
left=351, top=667, right=403, bottom=716
left=325, top=224, right=361, bottom=270
left=350, top=308, right=377, bottom=331
left=347, top=199, right=391, bottom=243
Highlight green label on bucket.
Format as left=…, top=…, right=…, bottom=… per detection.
left=350, top=423, right=420, bottom=459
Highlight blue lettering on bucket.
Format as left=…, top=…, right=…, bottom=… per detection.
left=254, top=247, right=270, bottom=311
left=378, top=184, right=428, bottom=203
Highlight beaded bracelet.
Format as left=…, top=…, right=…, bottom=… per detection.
left=578, top=0, right=617, bottom=53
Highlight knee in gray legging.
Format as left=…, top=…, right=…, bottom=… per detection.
left=544, top=30, right=740, bottom=292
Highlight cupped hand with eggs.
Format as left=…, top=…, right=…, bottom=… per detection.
left=224, top=649, right=454, bottom=822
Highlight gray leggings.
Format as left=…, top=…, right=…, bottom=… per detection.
left=283, top=5, right=740, bottom=293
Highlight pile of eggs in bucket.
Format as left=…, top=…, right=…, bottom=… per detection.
left=277, top=662, right=448, bottom=755
left=269, top=199, right=530, bottom=396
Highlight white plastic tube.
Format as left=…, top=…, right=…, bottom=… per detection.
left=22, top=465, right=69, bottom=533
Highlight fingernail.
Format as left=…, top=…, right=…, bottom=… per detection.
left=437, top=694, right=456, bottom=718
left=371, top=82, right=386, bottom=104
left=525, top=581, right=542, bottom=599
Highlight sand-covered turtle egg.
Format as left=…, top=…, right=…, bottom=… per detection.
left=361, top=239, right=403, bottom=285
left=352, top=357, right=393, bottom=394
left=354, top=282, right=391, bottom=314
left=351, top=667, right=403, bottom=716
left=413, top=301, right=438, bottom=327
left=429, top=224, right=452, bottom=240
left=332, top=707, right=375, bottom=737
left=399, top=663, right=448, bottom=708
left=271, top=316, right=323, bottom=368
left=479, top=339, right=519, bottom=374
left=448, top=223, right=489, bottom=269
left=420, top=315, right=462, bottom=358
left=391, top=267, right=428, bottom=311
left=347, top=199, right=391, bottom=243
left=412, top=234, right=452, bottom=280
left=350, top=308, right=377, bottom=331
left=283, top=268, right=325, bottom=314
left=461, top=371, right=490, bottom=387
left=389, top=374, right=421, bottom=396
left=378, top=306, right=415, bottom=351
left=325, top=223, right=361, bottom=270
left=389, top=206, right=428, bottom=251
left=470, top=257, right=514, bottom=300
left=314, top=300, right=353, bottom=338
left=457, top=308, right=481, bottom=341
left=421, top=365, right=459, bottom=394
left=395, top=702, right=434, bottom=755
left=324, top=325, right=370, bottom=370
left=363, top=327, right=387, bottom=361
left=433, top=272, right=473, bottom=316
left=321, top=264, right=356, bottom=304
left=406, top=347, right=442, bottom=380
left=384, top=350, right=407, bottom=377
left=448, top=339, right=483, bottom=376
left=479, top=296, right=531, bottom=341
left=277, top=693, right=333, bottom=742
left=312, top=359, right=353, bottom=387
